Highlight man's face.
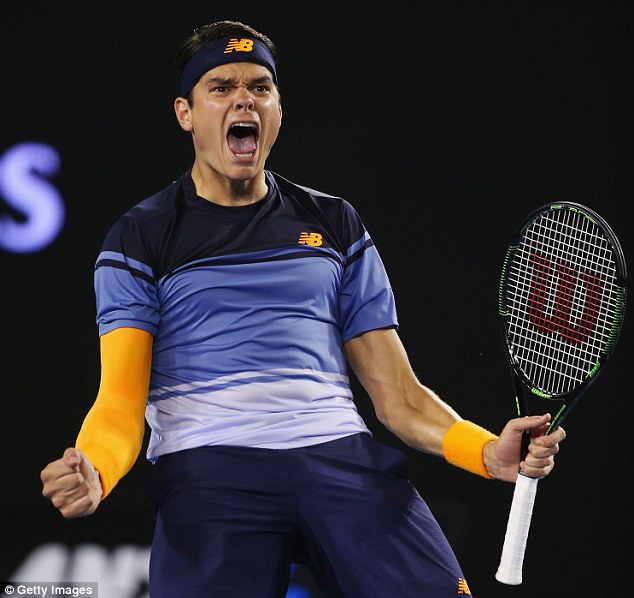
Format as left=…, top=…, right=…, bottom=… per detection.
left=179, top=61, right=282, bottom=184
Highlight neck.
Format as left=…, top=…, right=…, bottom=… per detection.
left=190, top=163, right=268, bottom=207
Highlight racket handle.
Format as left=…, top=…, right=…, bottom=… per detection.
left=495, top=473, right=539, bottom=585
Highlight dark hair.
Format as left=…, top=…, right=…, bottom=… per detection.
left=176, top=20, right=278, bottom=104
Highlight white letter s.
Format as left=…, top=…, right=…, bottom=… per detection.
left=0, top=142, right=65, bottom=253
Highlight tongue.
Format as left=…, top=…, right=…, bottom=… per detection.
left=227, top=133, right=257, bottom=154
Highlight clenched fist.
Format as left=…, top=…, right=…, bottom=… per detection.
left=41, top=447, right=102, bottom=518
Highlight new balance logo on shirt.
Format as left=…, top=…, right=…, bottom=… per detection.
left=298, top=232, right=323, bottom=247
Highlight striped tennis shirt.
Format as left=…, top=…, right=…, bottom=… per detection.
left=94, top=170, right=398, bottom=460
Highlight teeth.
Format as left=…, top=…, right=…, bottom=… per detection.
left=229, top=122, right=258, bottom=140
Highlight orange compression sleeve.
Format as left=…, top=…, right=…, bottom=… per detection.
left=76, top=327, right=153, bottom=498
left=442, top=420, right=498, bottom=479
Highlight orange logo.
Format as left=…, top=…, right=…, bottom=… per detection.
left=224, top=38, right=254, bottom=53
left=457, top=577, right=472, bottom=595
left=298, top=232, right=323, bottom=247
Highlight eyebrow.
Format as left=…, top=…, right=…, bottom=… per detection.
left=204, top=74, right=274, bottom=87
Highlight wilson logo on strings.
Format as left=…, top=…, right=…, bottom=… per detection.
left=528, top=251, right=602, bottom=344
left=224, top=38, right=255, bottom=53
left=298, top=232, right=323, bottom=247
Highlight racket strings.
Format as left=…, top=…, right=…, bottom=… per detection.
left=505, top=208, right=620, bottom=395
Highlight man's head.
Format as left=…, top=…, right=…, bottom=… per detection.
left=173, top=21, right=283, bottom=199
left=176, top=21, right=278, bottom=107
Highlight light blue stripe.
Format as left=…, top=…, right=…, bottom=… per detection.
left=346, top=231, right=371, bottom=259
left=96, top=250, right=154, bottom=277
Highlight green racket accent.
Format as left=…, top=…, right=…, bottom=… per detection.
left=498, top=246, right=517, bottom=317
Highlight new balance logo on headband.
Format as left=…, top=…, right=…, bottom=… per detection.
left=179, top=36, right=278, bottom=97
left=224, top=38, right=255, bottom=53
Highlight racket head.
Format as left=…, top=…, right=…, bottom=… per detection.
left=499, top=202, right=627, bottom=428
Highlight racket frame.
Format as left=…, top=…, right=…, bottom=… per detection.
left=498, top=201, right=627, bottom=431
left=495, top=201, right=627, bottom=585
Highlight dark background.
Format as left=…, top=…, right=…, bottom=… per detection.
left=1, top=1, right=631, bottom=596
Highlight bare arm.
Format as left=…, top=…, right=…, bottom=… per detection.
left=344, top=328, right=565, bottom=481
left=344, top=327, right=460, bottom=456
left=41, top=327, right=152, bottom=517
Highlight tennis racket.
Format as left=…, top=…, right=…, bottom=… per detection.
left=495, top=202, right=627, bottom=585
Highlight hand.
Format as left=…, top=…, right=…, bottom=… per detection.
left=484, top=414, right=566, bottom=482
left=41, top=447, right=102, bottom=518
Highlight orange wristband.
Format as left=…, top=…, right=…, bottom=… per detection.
left=442, top=420, right=498, bottom=478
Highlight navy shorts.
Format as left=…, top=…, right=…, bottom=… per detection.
left=146, top=433, right=469, bottom=597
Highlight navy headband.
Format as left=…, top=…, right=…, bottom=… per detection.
left=179, top=36, right=278, bottom=97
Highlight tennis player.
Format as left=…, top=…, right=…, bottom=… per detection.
left=41, top=20, right=565, bottom=597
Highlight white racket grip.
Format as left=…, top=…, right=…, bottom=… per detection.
left=495, top=473, right=539, bottom=585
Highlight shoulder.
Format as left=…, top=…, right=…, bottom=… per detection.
left=267, top=171, right=361, bottom=219
left=266, top=171, right=368, bottom=251
left=269, top=170, right=341, bottom=201
left=120, top=174, right=185, bottom=226
left=99, top=173, right=188, bottom=263
left=105, top=174, right=187, bottom=236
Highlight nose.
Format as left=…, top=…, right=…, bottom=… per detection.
left=234, top=86, right=254, bottom=111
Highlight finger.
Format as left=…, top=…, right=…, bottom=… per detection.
left=49, top=466, right=97, bottom=502
left=507, top=414, right=551, bottom=435
left=525, top=447, right=557, bottom=465
left=42, top=470, right=85, bottom=499
left=521, top=460, right=554, bottom=479
left=41, top=454, right=80, bottom=488
left=76, top=450, right=98, bottom=483
left=531, top=444, right=560, bottom=460
left=548, top=425, right=566, bottom=442
left=55, top=486, right=98, bottom=518
left=40, top=459, right=70, bottom=484
left=521, top=450, right=556, bottom=475
left=62, top=447, right=83, bottom=469
left=60, top=494, right=99, bottom=519
left=531, top=425, right=566, bottom=450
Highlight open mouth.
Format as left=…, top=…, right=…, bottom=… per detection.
left=227, top=122, right=258, bottom=159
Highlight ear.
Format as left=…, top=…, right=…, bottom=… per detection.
left=174, top=97, right=193, bottom=132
